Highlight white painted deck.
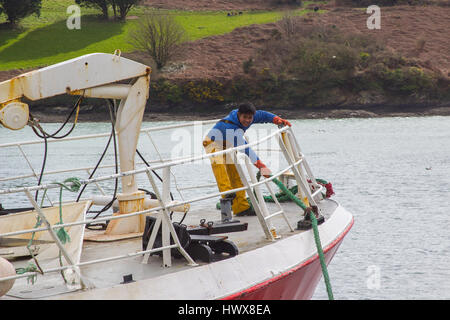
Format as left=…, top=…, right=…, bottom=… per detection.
left=2, top=198, right=342, bottom=300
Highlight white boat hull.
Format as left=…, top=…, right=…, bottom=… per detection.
left=54, top=202, right=353, bottom=300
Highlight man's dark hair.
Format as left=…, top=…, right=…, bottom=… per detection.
left=237, top=102, right=256, bottom=115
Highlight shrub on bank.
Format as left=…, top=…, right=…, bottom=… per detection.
left=185, top=80, right=225, bottom=104
left=75, top=0, right=139, bottom=20
left=149, top=79, right=226, bottom=106
left=289, top=39, right=359, bottom=86
left=0, top=0, right=41, bottom=26
left=151, top=79, right=184, bottom=104
left=378, top=66, right=434, bottom=94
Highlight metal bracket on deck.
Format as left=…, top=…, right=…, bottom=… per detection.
left=232, top=152, right=294, bottom=241
left=142, top=167, right=197, bottom=267
left=142, top=216, right=246, bottom=263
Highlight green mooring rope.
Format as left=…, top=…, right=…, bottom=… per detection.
left=271, top=177, right=334, bottom=300
left=17, top=177, right=82, bottom=285
left=215, top=184, right=299, bottom=210
left=52, top=177, right=82, bottom=244
left=52, top=178, right=81, bottom=283
left=216, top=175, right=335, bottom=299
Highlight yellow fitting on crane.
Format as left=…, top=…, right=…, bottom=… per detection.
left=0, top=101, right=29, bottom=130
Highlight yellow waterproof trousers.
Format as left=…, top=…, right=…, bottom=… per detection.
left=203, top=138, right=250, bottom=215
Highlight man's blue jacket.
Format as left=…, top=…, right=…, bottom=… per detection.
left=206, top=109, right=276, bottom=163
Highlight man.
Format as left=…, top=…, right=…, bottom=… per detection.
left=203, top=102, right=291, bottom=216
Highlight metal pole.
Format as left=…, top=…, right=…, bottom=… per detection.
left=233, top=152, right=274, bottom=241
left=143, top=168, right=197, bottom=266
left=278, top=133, right=317, bottom=207
left=24, top=189, right=86, bottom=289
left=263, top=179, right=294, bottom=232
left=161, top=167, right=171, bottom=267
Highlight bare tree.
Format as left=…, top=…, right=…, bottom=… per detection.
left=128, top=12, right=187, bottom=70
left=0, top=0, right=42, bottom=26
left=75, top=0, right=109, bottom=19
left=111, top=0, right=140, bottom=21
left=278, top=11, right=301, bottom=38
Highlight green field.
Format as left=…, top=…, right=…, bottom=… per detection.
left=0, top=1, right=317, bottom=71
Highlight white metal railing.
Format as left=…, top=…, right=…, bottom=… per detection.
left=0, top=119, right=220, bottom=203
left=0, top=119, right=220, bottom=149
left=0, top=121, right=324, bottom=289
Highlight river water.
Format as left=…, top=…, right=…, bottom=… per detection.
left=1, top=115, right=449, bottom=300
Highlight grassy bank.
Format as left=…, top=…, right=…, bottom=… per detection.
left=0, top=0, right=314, bottom=71
left=2, top=2, right=448, bottom=116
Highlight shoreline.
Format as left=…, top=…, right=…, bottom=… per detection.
left=28, top=105, right=450, bottom=123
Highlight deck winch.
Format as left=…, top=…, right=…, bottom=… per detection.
left=142, top=213, right=247, bottom=263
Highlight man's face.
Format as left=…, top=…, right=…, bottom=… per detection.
left=238, top=112, right=254, bottom=127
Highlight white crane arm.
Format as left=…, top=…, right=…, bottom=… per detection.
left=0, top=53, right=153, bottom=236
left=0, top=52, right=150, bottom=104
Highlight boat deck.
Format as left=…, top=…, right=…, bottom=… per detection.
left=3, top=199, right=338, bottom=300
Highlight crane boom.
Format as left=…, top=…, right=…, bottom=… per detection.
left=0, top=53, right=150, bottom=104
left=0, top=52, right=153, bottom=237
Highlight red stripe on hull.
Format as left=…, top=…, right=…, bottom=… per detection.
left=223, top=217, right=354, bottom=300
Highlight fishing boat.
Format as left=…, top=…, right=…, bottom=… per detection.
left=0, top=53, right=353, bottom=300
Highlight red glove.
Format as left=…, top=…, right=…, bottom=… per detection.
left=255, top=160, right=272, bottom=178
left=273, top=116, right=291, bottom=127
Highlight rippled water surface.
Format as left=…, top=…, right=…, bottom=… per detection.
left=1, top=116, right=449, bottom=299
